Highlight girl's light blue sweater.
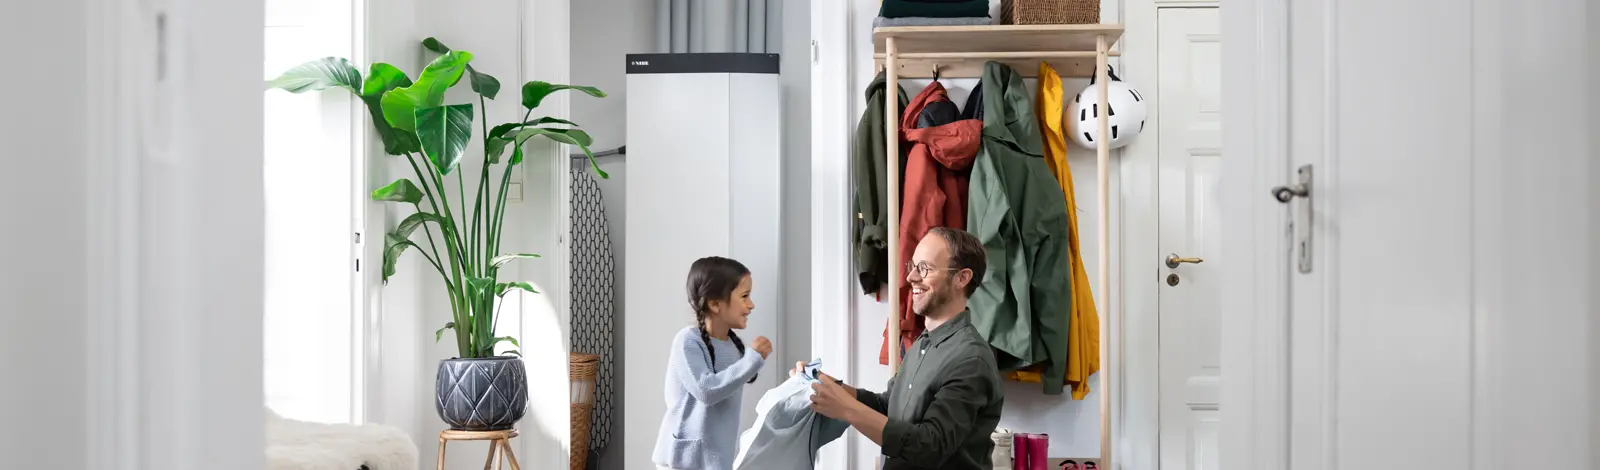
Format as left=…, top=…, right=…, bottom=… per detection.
left=652, top=326, right=765, bottom=470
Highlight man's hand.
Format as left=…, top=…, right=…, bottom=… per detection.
left=813, top=378, right=889, bottom=446
left=810, top=378, right=861, bottom=420
left=751, top=336, right=772, bottom=359
left=790, top=361, right=808, bottom=377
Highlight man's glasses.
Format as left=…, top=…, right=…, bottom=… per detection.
left=904, top=261, right=960, bottom=279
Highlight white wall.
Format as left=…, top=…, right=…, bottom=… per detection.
left=570, top=2, right=811, bottom=468
left=5, top=0, right=267, bottom=468
left=3, top=3, right=91, bottom=467
left=843, top=0, right=1121, bottom=464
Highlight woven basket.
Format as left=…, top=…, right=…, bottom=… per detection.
left=569, top=353, right=600, bottom=470
left=1001, top=0, right=1101, bottom=25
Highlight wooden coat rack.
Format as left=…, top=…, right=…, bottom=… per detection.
left=873, top=23, right=1125, bottom=469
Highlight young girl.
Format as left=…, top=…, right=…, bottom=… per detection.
left=653, top=256, right=773, bottom=470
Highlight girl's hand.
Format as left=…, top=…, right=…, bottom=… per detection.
left=752, top=336, right=773, bottom=359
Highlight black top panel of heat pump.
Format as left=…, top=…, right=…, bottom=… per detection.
left=625, top=53, right=780, bottom=75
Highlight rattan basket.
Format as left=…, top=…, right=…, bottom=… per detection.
left=569, top=353, right=600, bottom=470
left=1001, top=0, right=1101, bottom=25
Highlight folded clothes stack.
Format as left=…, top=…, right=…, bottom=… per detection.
left=878, top=0, right=993, bottom=26
left=873, top=16, right=994, bottom=27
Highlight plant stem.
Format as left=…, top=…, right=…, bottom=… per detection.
left=455, top=171, right=469, bottom=271
left=491, top=162, right=514, bottom=259
left=401, top=154, right=456, bottom=299
left=412, top=241, right=455, bottom=292
left=472, top=94, right=493, bottom=278
left=415, top=154, right=471, bottom=357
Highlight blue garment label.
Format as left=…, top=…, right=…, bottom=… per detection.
left=803, top=359, right=823, bottom=383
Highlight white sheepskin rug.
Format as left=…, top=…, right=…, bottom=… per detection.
left=266, top=408, right=419, bottom=470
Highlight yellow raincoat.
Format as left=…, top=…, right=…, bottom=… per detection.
left=1001, top=62, right=1101, bottom=400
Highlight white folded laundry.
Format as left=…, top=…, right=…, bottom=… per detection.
left=732, top=369, right=850, bottom=470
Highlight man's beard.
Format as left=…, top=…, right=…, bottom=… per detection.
left=913, top=277, right=956, bottom=316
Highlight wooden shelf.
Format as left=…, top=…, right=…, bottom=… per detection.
left=873, top=24, right=1125, bottom=78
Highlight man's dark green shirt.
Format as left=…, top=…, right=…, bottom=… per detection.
left=854, top=311, right=1005, bottom=469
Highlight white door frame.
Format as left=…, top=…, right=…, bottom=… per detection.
left=1218, top=0, right=1293, bottom=468
left=809, top=0, right=856, bottom=468
left=1116, top=0, right=1167, bottom=465
left=522, top=0, right=575, bottom=467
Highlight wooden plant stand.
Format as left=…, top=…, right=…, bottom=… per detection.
left=436, top=429, right=521, bottom=470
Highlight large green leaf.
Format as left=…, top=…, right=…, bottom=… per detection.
left=415, top=104, right=475, bottom=176
left=380, top=51, right=472, bottom=132
left=394, top=211, right=453, bottom=239
left=496, top=281, right=539, bottom=297
left=467, top=69, right=502, bottom=100
left=490, top=253, right=540, bottom=269
left=372, top=179, right=424, bottom=204
left=360, top=63, right=421, bottom=155
left=362, top=63, right=413, bottom=96
left=422, top=37, right=501, bottom=99
left=267, top=57, right=362, bottom=93
left=362, top=96, right=422, bottom=155
left=511, top=127, right=593, bottom=148
left=489, top=117, right=578, bottom=140
left=520, top=81, right=606, bottom=110
left=510, top=127, right=609, bottom=177
left=381, top=233, right=422, bottom=281
left=486, top=119, right=585, bottom=163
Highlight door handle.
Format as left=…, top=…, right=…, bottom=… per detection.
left=1274, top=164, right=1314, bottom=273
left=1166, top=254, right=1204, bottom=269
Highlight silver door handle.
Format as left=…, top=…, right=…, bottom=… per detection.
left=1271, top=183, right=1308, bottom=203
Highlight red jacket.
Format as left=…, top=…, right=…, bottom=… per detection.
left=879, top=81, right=983, bottom=365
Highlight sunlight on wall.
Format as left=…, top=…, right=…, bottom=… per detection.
left=519, top=280, right=572, bottom=458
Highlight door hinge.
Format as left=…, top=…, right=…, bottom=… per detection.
left=1272, top=164, right=1313, bottom=273
left=811, top=40, right=819, bottom=63
left=355, top=258, right=361, bottom=272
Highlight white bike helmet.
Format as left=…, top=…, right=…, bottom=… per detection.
left=1067, top=66, right=1148, bottom=150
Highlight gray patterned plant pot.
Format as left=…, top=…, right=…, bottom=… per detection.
left=435, top=356, right=528, bottom=431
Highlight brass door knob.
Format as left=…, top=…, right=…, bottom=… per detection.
left=1166, top=254, right=1204, bottom=269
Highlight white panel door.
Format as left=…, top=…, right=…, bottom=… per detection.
left=1157, top=7, right=1223, bottom=470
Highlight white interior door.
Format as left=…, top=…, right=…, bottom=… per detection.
left=1156, top=7, right=1223, bottom=470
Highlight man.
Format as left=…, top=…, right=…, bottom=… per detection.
left=796, top=227, right=1005, bottom=469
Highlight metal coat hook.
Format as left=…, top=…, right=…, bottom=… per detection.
left=932, top=63, right=941, bottom=80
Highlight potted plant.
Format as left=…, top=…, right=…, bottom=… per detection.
left=267, top=37, right=608, bottom=431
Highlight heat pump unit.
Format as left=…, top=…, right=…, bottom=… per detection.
left=621, top=52, right=783, bottom=445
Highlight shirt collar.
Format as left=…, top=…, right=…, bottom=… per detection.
left=920, top=309, right=972, bottom=347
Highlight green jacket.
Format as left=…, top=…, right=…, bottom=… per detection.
left=966, top=62, right=1074, bottom=395
left=853, top=72, right=909, bottom=296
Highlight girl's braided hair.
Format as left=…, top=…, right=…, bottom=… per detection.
left=686, top=256, right=757, bottom=384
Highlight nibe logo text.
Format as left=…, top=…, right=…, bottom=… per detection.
left=630, top=61, right=649, bottom=66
